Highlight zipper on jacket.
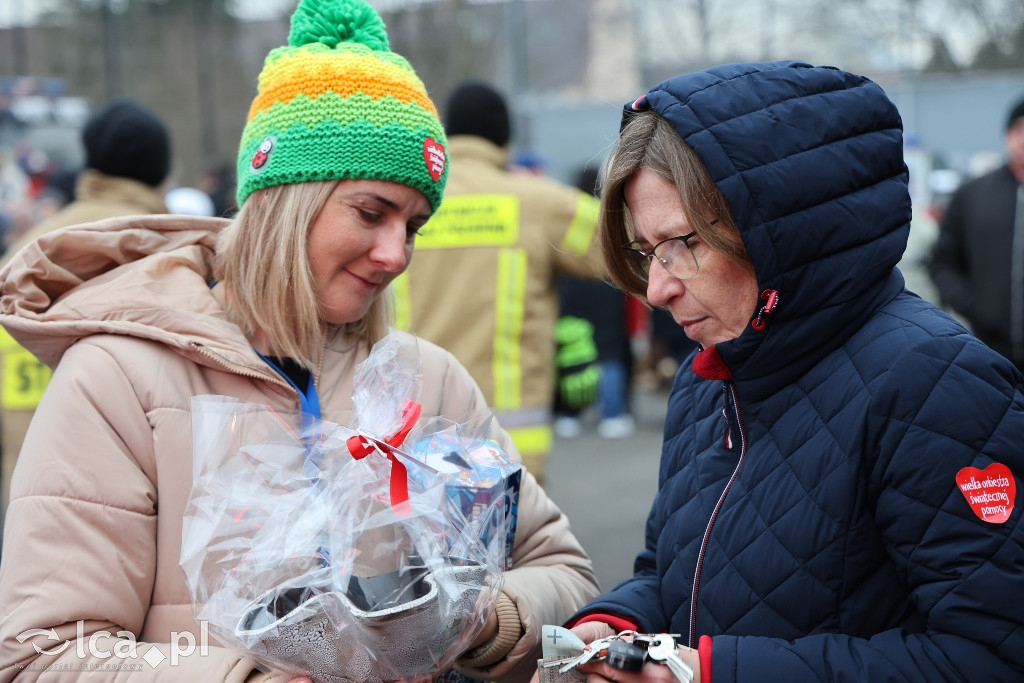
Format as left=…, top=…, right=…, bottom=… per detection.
left=193, top=341, right=332, bottom=410
left=192, top=342, right=296, bottom=394
left=688, top=380, right=748, bottom=647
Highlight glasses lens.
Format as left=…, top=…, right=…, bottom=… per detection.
left=654, top=239, right=699, bottom=279
left=625, top=247, right=652, bottom=276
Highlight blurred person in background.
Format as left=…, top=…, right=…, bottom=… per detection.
left=393, top=80, right=606, bottom=485
left=540, top=61, right=1024, bottom=683
left=505, top=154, right=606, bottom=440
left=0, top=162, right=77, bottom=258
left=555, top=166, right=637, bottom=440
left=0, top=164, right=80, bottom=250
left=0, top=0, right=599, bottom=680
left=33, top=167, right=80, bottom=221
left=928, top=96, right=1024, bottom=373
left=4, top=97, right=171, bottom=258
left=0, top=97, right=171, bottom=540
left=0, top=149, right=32, bottom=253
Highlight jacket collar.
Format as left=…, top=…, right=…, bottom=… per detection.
left=446, top=135, right=510, bottom=170
left=74, top=168, right=169, bottom=214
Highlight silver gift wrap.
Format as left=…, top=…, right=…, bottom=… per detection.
left=235, top=561, right=490, bottom=683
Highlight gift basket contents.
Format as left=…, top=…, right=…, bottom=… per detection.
left=180, top=333, right=522, bottom=683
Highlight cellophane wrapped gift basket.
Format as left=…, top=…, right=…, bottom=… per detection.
left=180, top=334, right=521, bottom=683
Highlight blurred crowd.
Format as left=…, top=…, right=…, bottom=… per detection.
left=0, top=91, right=694, bottom=451
left=1, top=87, right=1022, bottom=445
left=0, top=115, right=237, bottom=258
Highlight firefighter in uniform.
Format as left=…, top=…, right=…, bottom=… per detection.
left=394, top=81, right=606, bottom=485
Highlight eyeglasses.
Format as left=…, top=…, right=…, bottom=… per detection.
left=624, top=231, right=700, bottom=280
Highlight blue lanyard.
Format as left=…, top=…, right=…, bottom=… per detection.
left=256, top=351, right=323, bottom=473
left=256, top=351, right=321, bottom=419
left=257, top=351, right=333, bottom=569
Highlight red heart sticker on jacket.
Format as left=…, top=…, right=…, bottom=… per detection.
left=956, top=463, right=1016, bottom=524
left=424, top=138, right=446, bottom=182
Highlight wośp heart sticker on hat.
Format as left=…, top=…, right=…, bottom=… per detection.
left=424, top=138, right=446, bottom=183
left=956, top=462, right=1016, bottom=524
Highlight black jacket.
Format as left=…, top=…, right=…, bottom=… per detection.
left=929, top=164, right=1024, bottom=367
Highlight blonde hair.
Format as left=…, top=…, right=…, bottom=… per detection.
left=215, top=180, right=391, bottom=369
left=599, top=110, right=753, bottom=300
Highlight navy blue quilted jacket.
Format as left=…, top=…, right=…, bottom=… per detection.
left=577, top=62, right=1024, bottom=681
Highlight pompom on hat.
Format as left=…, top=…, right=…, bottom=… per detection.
left=235, top=0, right=448, bottom=211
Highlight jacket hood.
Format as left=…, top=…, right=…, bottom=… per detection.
left=0, top=214, right=247, bottom=369
left=627, top=61, right=912, bottom=398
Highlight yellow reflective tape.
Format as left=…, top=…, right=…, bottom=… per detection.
left=416, top=195, right=520, bottom=249
left=561, top=193, right=600, bottom=255
left=2, top=347, right=52, bottom=410
left=0, top=326, right=21, bottom=352
left=507, top=424, right=553, bottom=457
left=391, top=272, right=412, bottom=332
left=493, top=248, right=527, bottom=411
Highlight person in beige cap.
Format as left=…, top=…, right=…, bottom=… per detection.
left=0, top=1, right=598, bottom=680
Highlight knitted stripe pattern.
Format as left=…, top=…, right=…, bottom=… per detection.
left=235, top=0, right=447, bottom=211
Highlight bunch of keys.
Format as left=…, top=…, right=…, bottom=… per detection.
left=537, top=626, right=694, bottom=683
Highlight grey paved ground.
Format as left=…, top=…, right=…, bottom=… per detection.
left=541, top=387, right=669, bottom=592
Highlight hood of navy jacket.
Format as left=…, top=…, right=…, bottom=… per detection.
left=627, top=61, right=912, bottom=400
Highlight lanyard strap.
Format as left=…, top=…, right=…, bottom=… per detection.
left=256, top=351, right=321, bottom=419
left=257, top=351, right=323, bottom=475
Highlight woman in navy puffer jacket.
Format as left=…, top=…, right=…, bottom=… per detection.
left=552, top=61, right=1024, bottom=682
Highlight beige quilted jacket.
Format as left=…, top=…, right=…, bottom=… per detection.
left=0, top=214, right=599, bottom=682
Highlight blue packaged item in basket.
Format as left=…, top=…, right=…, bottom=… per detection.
left=409, top=429, right=521, bottom=571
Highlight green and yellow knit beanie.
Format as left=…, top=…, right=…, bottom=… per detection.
left=235, top=0, right=448, bottom=211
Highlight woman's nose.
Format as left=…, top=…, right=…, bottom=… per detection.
left=370, top=223, right=409, bottom=271
left=646, top=258, right=679, bottom=307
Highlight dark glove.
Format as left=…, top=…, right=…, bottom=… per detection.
left=555, top=316, right=601, bottom=411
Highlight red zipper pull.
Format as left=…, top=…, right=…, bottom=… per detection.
left=751, top=288, right=780, bottom=331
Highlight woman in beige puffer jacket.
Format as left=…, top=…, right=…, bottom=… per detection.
left=0, top=1, right=599, bottom=679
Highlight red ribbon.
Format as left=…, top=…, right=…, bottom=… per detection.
left=346, top=399, right=422, bottom=507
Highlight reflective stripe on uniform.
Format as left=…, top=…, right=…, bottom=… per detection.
left=391, top=272, right=412, bottom=332
left=506, top=423, right=553, bottom=458
left=392, top=193, right=531, bottom=413
left=415, top=194, right=520, bottom=249
left=494, top=247, right=527, bottom=411
left=0, top=327, right=51, bottom=410
left=561, top=193, right=600, bottom=255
